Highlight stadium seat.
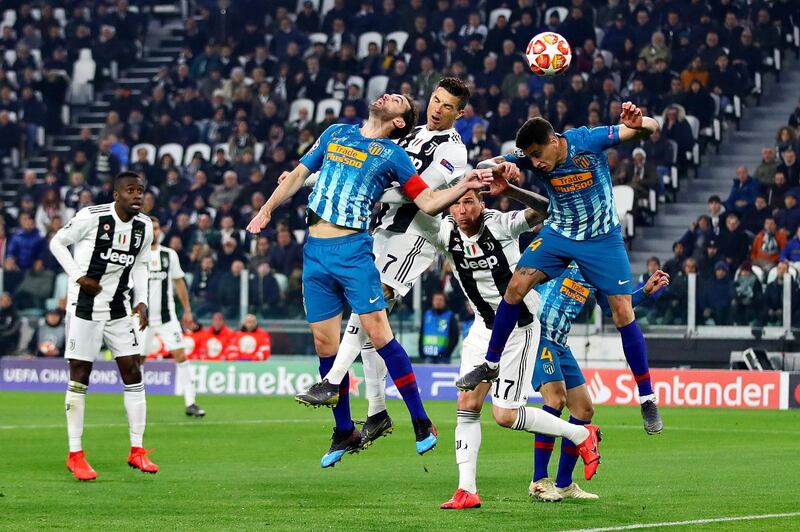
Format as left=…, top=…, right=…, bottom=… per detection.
left=315, top=98, right=341, bottom=122
left=45, top=273, right=69, bottom=311
left=3, top=9, right=16, bottom=28
left=53, top=7, right=66, bottom=26
left=385, top=31, right=409, bottom=53
left=595, top=27, right=605, bottom=46
left=545, top=7, right=569, bottom=24
left=288, top=98, right=315, bottom=123
left=599, top=49, right=613, bottom=69
left=366, top=75, right=389, bottom=102
left=69, top=49, right=95, bottom=104
left=30, top=49, right=41, bottom=68
left=706, top=93, right=722, bottom=152
left=254, top=142, right=264, bottom=162
left=684, top=114, right=701, bottom=174
left=273, top=272, right=289, bottom=298
left=346, top=75, right=365, bottom=97
left=183, top=143, right=211, bottom=165
left=358, top=32, right=382, bottom=60
left=489, top=8, right=511, bottom=29
left=214, top=143, right=230, bottom=159
left=735, top=264, right=765, bottom=283
left=766, top=265, right=798, bottom=284
left=500, top=139, right=517, bottom=154
left=158, top=143, right=184, bottom=166
left=308, top=32, right=328, bottom=46
left=295, top=0, right=320, bottom=13
left=131, top=143, right=157, bottom=165
left=3, top=49, right=15, bottom=66
left=320, top=0, right=336, bottom=17
left=613, top=185, right=635, bottom=244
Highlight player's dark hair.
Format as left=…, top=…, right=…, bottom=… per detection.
left=389, top=94, right=418, bottom=140
left=437, top=77, right=471, bottom=110
left=516, top=117, right=555, bottom=151
left=114, top=171, right=144, bottom=190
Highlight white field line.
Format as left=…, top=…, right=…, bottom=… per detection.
left=563, top=512, right=800, bottom=531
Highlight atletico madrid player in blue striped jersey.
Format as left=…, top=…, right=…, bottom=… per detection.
left=458, top=101, right=664, bottom=435
left=247, top=93, right=500, bottom=467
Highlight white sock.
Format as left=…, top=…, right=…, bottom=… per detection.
left=511, top=406, right=589, bottom=445
left=65, top=380, right=87, bottom=453
left=176, top=360, right=196, bottom=407
left=362, top=342, right=388, bottom=416
left=326, top=313, right=368, bottom=385
left=639, top=393, right=656, bottom=404
left=456, top=410, right=482, bottom=494
left=486, top=361, right=499, bottom=370
left=123, top=381, right=147, bottom=448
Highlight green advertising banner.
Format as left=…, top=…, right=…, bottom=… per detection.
left=190, top=358, right=366, bottom=397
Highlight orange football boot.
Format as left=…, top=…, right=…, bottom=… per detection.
left=128, top=447, right=159, bottom=474
left=440, top=489, right=482, bottom=509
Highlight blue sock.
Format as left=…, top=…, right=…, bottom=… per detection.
left=319, top=356, right=354, bottom=433
left=556, top=416, right=590, bottom=488
left=617, top=320, right=654, bottom=397
left=487, top=299, right=521, bottom=363
left=533, top=405, right=561, bottom=481
left=376, top=339, right=428, bottom=421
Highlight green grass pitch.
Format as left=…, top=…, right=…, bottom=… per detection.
left=1, top=391, right=799, bottom=531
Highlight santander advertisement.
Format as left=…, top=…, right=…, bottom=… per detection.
left=583, top=368, right=788, bottom=410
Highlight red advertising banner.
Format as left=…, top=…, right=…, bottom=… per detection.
left=582, top=368, right=788, bottom=410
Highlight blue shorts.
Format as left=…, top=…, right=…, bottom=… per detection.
left=519, top=225, right=632, bottom=296
left=302, top=232, right=387, bottom=323
left=531, top=336, right=587, bottom=392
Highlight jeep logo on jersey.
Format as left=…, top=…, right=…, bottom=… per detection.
left=100, top=248, right=135, bottom=266
left=367, top=142, right=384, bottom=156
left=458, top=255, right=499, bottom=270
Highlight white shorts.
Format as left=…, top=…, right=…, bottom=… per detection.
left=460, top=319, right=540, bottom=410
left=372, top=229, right=436, bottom=297
left=65, top=312, right=143, bottom=362
left=144, top=320, right=186, bottom=353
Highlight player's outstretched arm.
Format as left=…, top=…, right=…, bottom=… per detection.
left=247, top=163, right=312, bottom=233
left=412, top=168, right=493, bottom=215
left=618, top=101, right=659, bottom=143
left=483, top=166, right=549, bottom=226
left=476, top=155, right=508, bottom=169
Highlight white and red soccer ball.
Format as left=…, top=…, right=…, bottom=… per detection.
left=525, top=32, right=572, bottom=77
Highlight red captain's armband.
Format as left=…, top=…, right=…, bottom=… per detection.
left=402, top=174, right=428, bottom=200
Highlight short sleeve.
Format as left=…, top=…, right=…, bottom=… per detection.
left=428, top=141, right=468, bottom=188
left=581, top=125, right=621, bottom=153
left=495, top=210, right=532, bottom=239
left=299, top=125, right=337, bottom=172
left=168, top=248, right=185, bottom=279
left=54, top=208, right=93, bottom=246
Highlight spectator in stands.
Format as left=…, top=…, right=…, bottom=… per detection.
left=724, top=166, right=759, bottom=215
left=14, top=258, right=54, bottom=310
left=731, top=261, right=763, bottom=326
left=680, top=215, right=714, bottom=260
left=776, top=126, right=798, bottom=158
left=91, top=138, right=120, bottom=185
left=680, top=56, right=709, bottom=91
left=777, top=191, right=800, bottom=235
left=683, top=80, right=715, bottom=131
left=269, top=226, right=302, bottom=278
left=30, top=308, right=66, bottom=358
left=6, top=212, right=44, bottom=272
left=0, top=110, right=21, bottom=161
left=661, top=105, right=694, bottom=171
left=754, top=146, right=779, bottom=187
left=718, top=213, right=750, bottom=270
left=708, top=194, right=725, bottom=235
left=63, top=172, right=90, bottom=211
left=788, top=97, right=800, bottom=130
left=35, top=188, right=72, bottom=236
left=191, top=255, right=221, bottom=318
left=780, top=227, right=800, bottom=265
left=602, top=13, right=633, bottom=57
left=0, top=293, right=21, bottom=356
left=700, top=261, right=733, bottom=325
left=249, top=262, right=282, bottom=314
left=662, top=257, right=697, bottom=325
left=764, top=261, right=798, bottom=325
left=623, top=147, right=659, bottom=212
left=751, top=217, right=788, bottom=271
left=455, top=104, right=485, bottom=145
left=639, top=31, right=670, bottom=68
left=697, top=239, right=722, bottom=280
left=768, top=170, right=790, bottom=213
left=217, top=260, right=246, bottom=319
left=419, top=291, right=460, bottom=363
left=741, top=195, right=771, bottom=236
left=662, top=241, right=687, bottom=280
left=778, top=149, right=800, bottom=187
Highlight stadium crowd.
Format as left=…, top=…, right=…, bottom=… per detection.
left=0, top=0, right=798, bottom=356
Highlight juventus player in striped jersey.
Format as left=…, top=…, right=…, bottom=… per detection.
left=144, top=217, right=205, bottom=417
left=431, top=182, right=601, bottom=509
left=295, top=78, right=472, bottom=443
left=49, top=172, right=157, bottom=481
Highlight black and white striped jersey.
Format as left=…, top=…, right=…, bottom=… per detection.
left=435, top=209, right=540, bottom=329
left=375, top=125, right=467, bottom=240
left=50, top=202, right=153, bottom=322
left=148, top=245, right=185, bottom=327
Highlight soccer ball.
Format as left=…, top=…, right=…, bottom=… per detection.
left=525, top=32, right=572, bottom=77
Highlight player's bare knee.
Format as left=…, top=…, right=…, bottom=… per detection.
left=313, top=336, right=338, bottom=357
left=68, top=360, right=92, bottom=385
left=457, top=391, right=484, bottom=412
left=570, top=404, right=594, bottom=421
left=608, top=295, right=635, bottom=327
left=492, top=405, right=517, bottom=428
left=542, top=392, right=567, bottom=412
left=117, top=356, right=143, bottom=385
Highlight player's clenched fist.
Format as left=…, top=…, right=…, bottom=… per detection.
left=620, top=101, right=644, bottom=129
left=77, top=276, right=102, bottom=297
left=643, top=269, right=670, bottom=295
left=462, top=168, right=495, bottom=190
